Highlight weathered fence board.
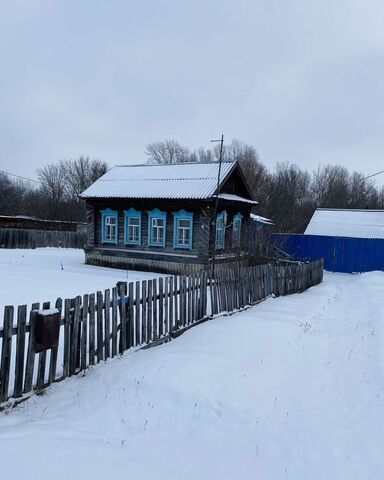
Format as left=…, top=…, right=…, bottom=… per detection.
left=13, top=305, right=27, bottom=398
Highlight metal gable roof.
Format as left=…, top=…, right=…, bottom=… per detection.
left=304, top=208, right=384, bottom=239
left=80, top=161, right=239, bottom=200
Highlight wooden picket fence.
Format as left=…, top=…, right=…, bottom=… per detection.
left=0, top=259, right=323, bottom=406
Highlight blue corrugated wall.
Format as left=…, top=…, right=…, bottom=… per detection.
left=271, top=233, right=384, bottom=273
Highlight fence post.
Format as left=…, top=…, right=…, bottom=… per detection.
left=0, top=306, right=14, bottom=402
left=24, top=304, right=39, bottom=394
left=13, top=305, right=27, bottom=398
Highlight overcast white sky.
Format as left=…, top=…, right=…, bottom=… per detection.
left=0, top=0, right=383, bottom=183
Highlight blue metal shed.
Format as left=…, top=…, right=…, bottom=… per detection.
left=272, top=209, right=384, bottom=273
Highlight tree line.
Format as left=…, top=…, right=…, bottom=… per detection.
left=0, top=156, right=108, bottom=222
left=1, top=142, right=383, bottom=232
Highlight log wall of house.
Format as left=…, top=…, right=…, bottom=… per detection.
left=85, top=197, right=252, bottom=271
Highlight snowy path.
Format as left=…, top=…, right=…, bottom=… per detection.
left=1, top=272, right=384, bottom=479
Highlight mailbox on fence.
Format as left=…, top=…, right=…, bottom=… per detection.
left=34, top=308, right=61, bottom=353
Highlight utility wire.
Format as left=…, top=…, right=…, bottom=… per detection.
left=342, top=168, right=384, bottom=188
left=350, top=168, right=384, bottom=184
left=0, top=170, right=40, bottom=184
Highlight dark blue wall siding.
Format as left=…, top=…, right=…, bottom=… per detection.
left=272, top=234, right=384, bottom=273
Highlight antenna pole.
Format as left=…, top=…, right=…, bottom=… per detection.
left=210, top=134, right=224, bottom=278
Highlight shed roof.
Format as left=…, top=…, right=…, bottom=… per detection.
left=304, top=208, right=384, bottom=239
left=80, top=161, right=252, bottom=201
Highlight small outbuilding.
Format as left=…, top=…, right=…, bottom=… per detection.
left=272, top=208, right=384, bottom=273
left=80, top=161, right=258, bottom=274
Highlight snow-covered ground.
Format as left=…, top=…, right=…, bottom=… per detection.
left=0, top=248, right=162, bottom=319
left=1, top=270, right=383, bottom=479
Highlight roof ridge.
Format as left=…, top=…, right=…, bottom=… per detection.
left=114, top=161, right=235, bottom=168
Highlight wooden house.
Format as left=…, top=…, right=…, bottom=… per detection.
left=80, top=161, right=258, bottom=274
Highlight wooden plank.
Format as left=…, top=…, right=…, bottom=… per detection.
left=227, top=268, right=233, bottom=310
left=239, top=268, right=244, bottom=308
left=13, top=304, right=27, bottom=398
left=181, top=276, right=187, bottom=326
left=201, top=271, right=207, bottom=318
left=135, top=281, right=140, bottom=346
left=153, top=279, right=158, bottom=340
left=242, top=267, right=248, bottom=307
left=173, top=276, right=179, bottom=329
left=141, top=280, right=147, bottom=344
left=48, top=298, right=62, bottom=385
left=191, top=276, right=196, bottom=323
left=158, top=277, right=164, bottom=336
left=202, top=271, right=207, bottom=317
left=80, top=294, right=89, bottom=371
left=119, top=283, right=127, bottom=353
left=0, top=306, right=14, bottom=402
left=244, top=267, right=249, bottom=306
left=220, top=269, right=227, bottom=312
left=183, top=275, right=188, bottom=324
left=179, top=276, right=184, bottom=326
left=232, top=270, right=237, bottom=310
left=128, top=282, right=134, bottom=348
left=164, top=277, right=169, bottom=334
left=69, top=296, right=81, bottom=376
left=221, top=269, right=228, bottom=312
left=135, top=281, right=141, bottom=345
left=211, top=274, right=218, bottom=315
left=96, top=291, right=104, bottom=362
left=88, top=294, right=96, bottom=365
left=147, top=280, right=153, bottom=342
left=36, top=302, right=50, bottom=389
left=104, top=289, right=111, bottom=359
left=187, top=276, right=192, bottom=325
left=227, top=269, right=234, bottom=312
left=169, top=276, right=174, bottom=332
left=251, top=266, right=257, bottom=304
left=63, top=298, right=71, bottom=378
left=199, top=272, right=204, bottom=319
left=229, top=270, right=234, bottom=311
left=111, top=287, right=118, bottom=357
left=219, top=270, right=226, bottom=312
left=23, top=303, right=39, bottom=394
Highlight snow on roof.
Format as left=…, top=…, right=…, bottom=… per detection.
left=216, top=193, right=258, bottom=205
left=80, top=162, right=237, bottom=200
left=304, top=209, right=384, bottom=239
left=250, top=213, right=274, bottom=224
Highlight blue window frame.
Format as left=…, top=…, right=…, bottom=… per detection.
left=233, top=213, right=242, bottom=247
left=148, top=209, right=167, bottom=247
left=173, top=210, right=193, bottom=250
left=215, top=211, right=227, bottom=250
left=101, top=208, right=118, bottom=244
left=124, top=208, right=141, bottom=246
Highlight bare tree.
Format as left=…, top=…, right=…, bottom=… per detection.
left=145, top=140, right=191, bottom=164
left=267, top=163, right=312, bottom=232
left=59, top=156, right=108, bottom=199
left=311, top=165, right=350, bottom=208
left=36, top=156, right=108, bottom=220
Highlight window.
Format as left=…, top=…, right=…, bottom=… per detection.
left=215, top=211, right=227, bottom=250
left=173, top=210, right=193, bottom=249
left=148, top=209, right=167, bottom=247
left=233, top=213, right=242, bottom=247
left=101, top=209, right=118, bottom=244
left=124, top=208, right=141, bottom=246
